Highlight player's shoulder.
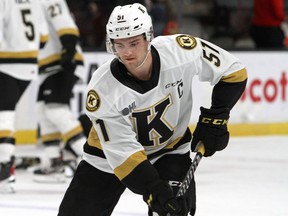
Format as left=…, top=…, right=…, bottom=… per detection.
left=86, top=58, right=123, bottom=115
left=151, top=34, right=203, bottom=67
left=88, top=59, right=114, bottom=89
left=152, top=34, right=197, bottom=45
left=87, top=58, right=126, bottom=102
left=154, top=34, right=204, bottom=49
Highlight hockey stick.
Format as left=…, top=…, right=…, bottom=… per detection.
left=152, top=143, right=205, bottom=216
left=164, top=142, right=205, bottom=216
left=176, top=142, right=205, bottom=197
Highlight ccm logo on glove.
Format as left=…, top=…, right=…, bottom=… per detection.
left=201, top=117, right=228, bottom=125
left=191, top=106, right=230, bottom=157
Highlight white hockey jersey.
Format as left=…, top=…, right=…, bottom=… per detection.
left=0, top=0, right=48, bottom=80
left=38, top=0, right=85, bottom=81
left=85, top=34, right=246, bottom=179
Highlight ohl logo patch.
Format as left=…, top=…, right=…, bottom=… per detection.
left=86, top=90, right=101, bottom=112
left=176, top=34, right=197, bottom=50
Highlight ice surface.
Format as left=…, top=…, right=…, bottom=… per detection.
left=0, top=136, right=287, bottom=216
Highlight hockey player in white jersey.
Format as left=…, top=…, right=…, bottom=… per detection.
left=0, top=0, right=48, bottom=192
left=58, top=3, right=247, bottom=216
left=34, top=0, right=86, bottom=182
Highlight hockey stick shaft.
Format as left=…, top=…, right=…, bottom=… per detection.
left=164, top=143, right=205, bottom=216
left=176, top=142, right=205, bottom=197
left=153, top=143, right=205, bottom=216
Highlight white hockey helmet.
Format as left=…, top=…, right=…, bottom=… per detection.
left=106, top=3, right=154, bottom=54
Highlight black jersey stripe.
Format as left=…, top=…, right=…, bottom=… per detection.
left=84, top=142, right=106, bottom=158
left=0, top=58, right=37, bottom=64
left=0, top=137, right=16, bottom=144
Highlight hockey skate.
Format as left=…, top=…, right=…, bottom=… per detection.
left=62, top=154, right=82, bottom=178
left=33, top=157, right=66, bottom=183
left=62, top=141, right=83, bottom=178
left=15, top=156, right=40, bottom=170
left=63, top=158, right=78, bottom=178
left=0, top=160, right=16, bottom=193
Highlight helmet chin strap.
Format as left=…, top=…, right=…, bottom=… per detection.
left=136, top=44, right=151, bottom=69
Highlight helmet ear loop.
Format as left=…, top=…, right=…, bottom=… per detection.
left=108, top=38, right=124, bottom=63
left=146, top=27, right=154, bottom=42
left=143, top=29, right=154, bottom=44
left=106, top=37, right=117, bottom=54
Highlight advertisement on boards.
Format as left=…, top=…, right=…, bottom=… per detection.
left=15, top=51, right=288, bottom=143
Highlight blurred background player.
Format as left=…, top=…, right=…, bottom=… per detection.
left=34, top=0, right=86, bottom=183
left=250, top=0, right=286, bottom=49
left=0, top=0, right=48, bottom=192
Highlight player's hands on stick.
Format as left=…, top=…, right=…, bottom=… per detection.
left=144, top=180, right=183, bottom=216
left=191, top=106, right=230, bottom=157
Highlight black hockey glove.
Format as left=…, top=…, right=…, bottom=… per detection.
left=191, top=106, right=230, bottom=157
left=60, top=48, right=76, bottom=73
left=144, top=180, right=182, bottom=216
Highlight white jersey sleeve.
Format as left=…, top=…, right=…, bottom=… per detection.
left=151, top=34, right=245, bottom=85
left=195, top=37, right=245, bottom=85
left=38, top=3, right=49, bottom=47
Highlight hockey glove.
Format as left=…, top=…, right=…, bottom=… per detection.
left=191, top=106, right=230, bottom=157
left=60, top=48, right=76, bottom=73
left=144, top=180, right=182, bottom=216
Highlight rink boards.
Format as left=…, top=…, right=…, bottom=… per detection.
left=15, top=51, right=288, bottom=144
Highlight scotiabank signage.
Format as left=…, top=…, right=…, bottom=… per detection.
left=241, top=71, right=287, bottom=103
left=231, top=51, right=288, bottom=123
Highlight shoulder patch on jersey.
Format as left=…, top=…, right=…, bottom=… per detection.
left=86, top=90, right=101, bottom=112
left=176, top=35, right=197, bottom=50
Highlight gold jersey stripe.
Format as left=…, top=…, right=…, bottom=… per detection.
left=42, top=132, right=62, bottom=142
left=57, top=28, right=79, bottom=37
left=38, top=54, right=61, bottom=67
left=114, top=150, right=147, bottom=180
left=62, top=125, right=83, bottom=142
left=0, top=130, right=14, bottom=138
left=40, top=34, right=49, bottom=43
left=75, top=52, right=84, bottom=61
left=0, top=51, right=38, bottom=59
left=221, top=68, right=247, bottom=83
left=39, top=52, right=84, bottom=67
left=87, top=127, right=102, bottom=149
